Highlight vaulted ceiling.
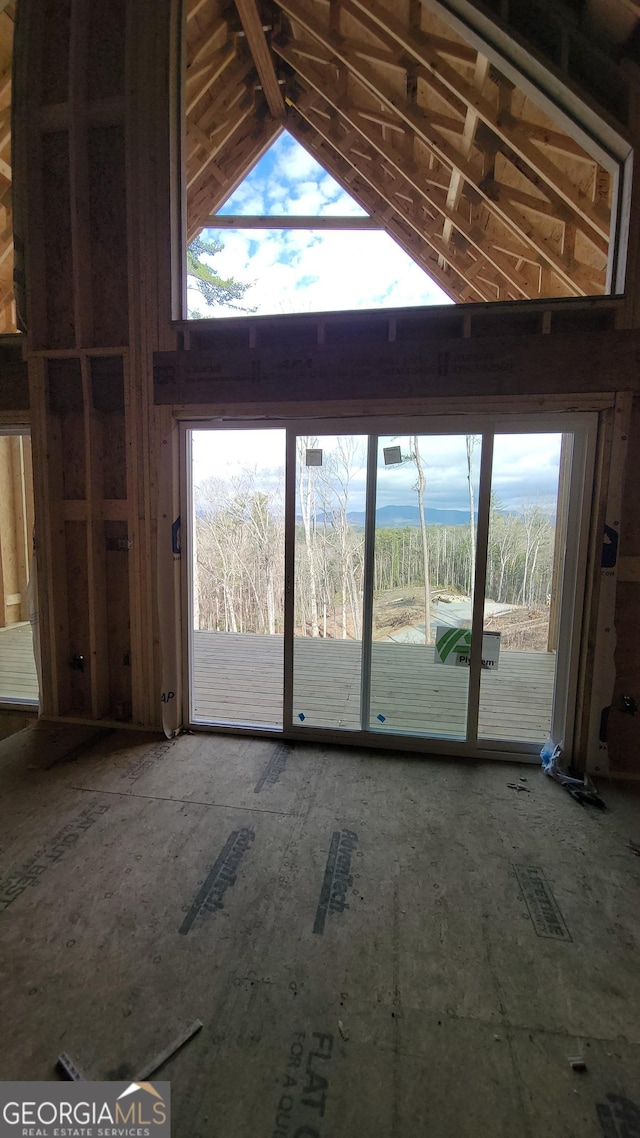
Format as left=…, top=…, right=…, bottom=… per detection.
left=0, top=0, right=633, bottom=328
left=186, top=0, right=635, bottom=303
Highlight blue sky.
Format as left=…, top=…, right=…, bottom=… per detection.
left=188, top=131, right=452, bottom=318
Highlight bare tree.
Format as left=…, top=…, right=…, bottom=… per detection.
left=319, top=437, right=365, bottom=639
left=297, top=437, right=320, bottom=637
left=410, top=436, right=433, bottom=645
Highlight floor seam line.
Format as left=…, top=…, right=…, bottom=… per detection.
left=68, top=786, right=298, bottom=816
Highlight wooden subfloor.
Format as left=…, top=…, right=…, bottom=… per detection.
left=0, top=621, right=39, bottom=703
left=193, top=631, right=555, bottom=743
left=0, top=725, right=638, bottom=1137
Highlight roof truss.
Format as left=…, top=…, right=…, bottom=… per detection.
left=185, top=0, right=618, bottom=302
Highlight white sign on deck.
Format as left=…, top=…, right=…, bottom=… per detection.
left=434, top=626, right=501, bottom=670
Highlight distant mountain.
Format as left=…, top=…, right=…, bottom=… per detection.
left=348, top=505, right=474, bottom=527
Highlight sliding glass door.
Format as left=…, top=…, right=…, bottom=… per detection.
left=185, top=415, right=594, bottom=758
left=368, top=434, right=480, bottom=739
left=189, top=428, right=286, bottom=728
left=292, top=434, right=367, bottom=730
left=478, top=433, right=565, bottom=745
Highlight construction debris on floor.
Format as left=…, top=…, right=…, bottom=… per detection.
left=0, top=724, right=639, bottom=1137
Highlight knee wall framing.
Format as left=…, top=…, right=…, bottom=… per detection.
left=13, top=0, right=179, bottom=728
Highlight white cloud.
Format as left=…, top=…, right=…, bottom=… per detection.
left=192, top=228, right=450, bottom=316
left=274, top=139, right=323, bottom=181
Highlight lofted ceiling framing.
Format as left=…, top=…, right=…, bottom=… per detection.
left=185, top=0, right=633, bottom=303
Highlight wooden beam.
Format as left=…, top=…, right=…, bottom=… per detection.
left=354, top=103, right=462, bottom=136
left=491, top=181, right=576, bottom=222
left=186, top=44, right=235, bottom=87
left=200, top=214, right=381, bottom=228
left=234, top=0, right=286, bottom=118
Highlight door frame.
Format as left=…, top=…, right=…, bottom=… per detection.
left=0, top=425, right=40, bottom=711
left=180, top=411, right=597, bottom=762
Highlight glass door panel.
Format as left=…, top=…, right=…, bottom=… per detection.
left=292, top=435, right=367, bottom=729
left=478, top=432, right=565, bottom=743
left=190, top=428, right=286, bottom=727
left=369, top=434, right=480, bottom=738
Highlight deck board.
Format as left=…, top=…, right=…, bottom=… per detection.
left=193, top=631, right=555, bottom=743
left=0, top=623, right=39, bottom=703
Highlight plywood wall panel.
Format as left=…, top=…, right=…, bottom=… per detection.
left=104, top=520, right=132, bottom=720
left=88, top=126, right=129, bottom=347
left=90, top=356, right=127, bottom=500
left=619, top=396, right=640, bottom=557
left=41, top=132, right=75, bottom=349
left=59, top=415, right=86, bottom=500
left=47, top=358, right=86, bottom=500
left=0, top=435, right=19, bottom=625
left=40, top=0, right=71, bottom=105
left=88, top=0, right=126, bottom=102
left=63, top=519, right=91, bottom=714
left=95, top=413, right=127, bottom=502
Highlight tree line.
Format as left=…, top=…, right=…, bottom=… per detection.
left=373, top=504, right=555, bottom=609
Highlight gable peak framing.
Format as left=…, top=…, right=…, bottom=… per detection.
left=185, top=0, right=631, bottom=304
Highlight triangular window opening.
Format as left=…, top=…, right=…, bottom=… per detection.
left=186, top=131, right=452, bottom=319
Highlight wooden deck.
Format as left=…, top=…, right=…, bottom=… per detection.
left=192, top=631, right=556, bottom=743
left=0, top=622, right=39, bottom=704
